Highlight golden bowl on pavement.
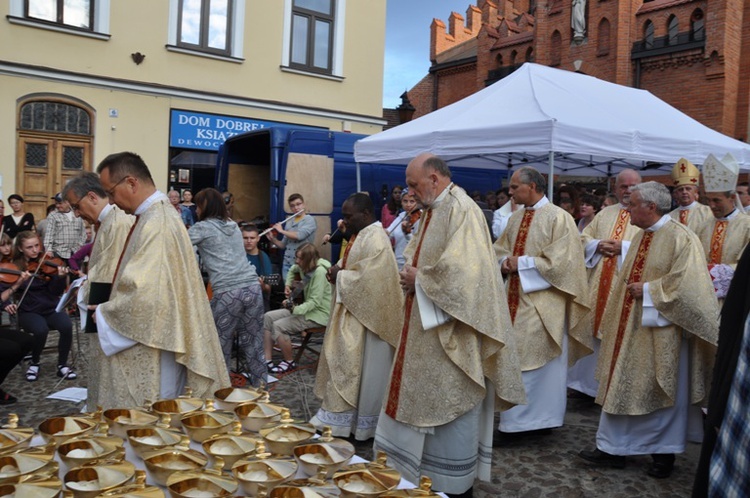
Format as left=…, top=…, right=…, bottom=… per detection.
left=333, top=453, right=401, bottom=498
left=103, top=409, right=160, bottom=439
left=38, top=417, right=97, bottom=446
left=142, top=446, right=207, bottom=487
left=258, top=409, right=316, bottom=456
left=0, top=449, right=58, bottom=485
left=126, top=427, right=184, bottom=460
left=150, top=393, right=204, bottom=430
left=293, top=427, right=354, bottom=478
left=234, top=401, right=283, bottom=433
left=213, top=387, right=263, bottom=411
left=63, top=460, right=136, bottom=498
left=165, top=461, right=238, bottom=498
left=180, top=409, right=236, bottom=444
left=231, top=441, right=297, bottom=497
left=58, top=437, right=125, bottom=470
left=0, top=415, right=34, bottom=456
left=0, top=474, right=62, bottom=498
left=201, top=424, right=258, bottom=470
left=98, top=470, right=164, bottom=498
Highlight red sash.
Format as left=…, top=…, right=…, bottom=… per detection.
left=679, top=209, right=688, bottom=225
left=507, top=209, right=535, bottom=324
left=385, top=208, right=434, bottom=418
left=603, top=231, right=653, bottom=400
left=593, top=209, right=630, bottom=335
left=709, top=220, right=728, bottom=264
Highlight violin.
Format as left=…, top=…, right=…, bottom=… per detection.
left=0, top=262, right=35, bottom=285
left=402, top=208, right=422, bottom=235
left=25, top=256, right=68, bottom=278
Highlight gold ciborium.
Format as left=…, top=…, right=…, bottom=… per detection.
left=57, top=436, right=125, bottom=470
left=234, top=398, right=283, bottom=433
left=141, top=440, right=207, bottom=487
left=126, top=425, right=183, bottom=460
left=63, top=459, right=136, bottom=498
left=0, top=415, right=34, bottom=456
left=213, top=387, right=263, bottom=411
left=258, top=409, right=315, bottom=456
left=0, top=446, right=58, bottom=485
left=293, top=426, right=354, bottom=478
left=38, top=417, right=97, bottom=446
left=180, top=401, right=235, bottom=444
left=201, top=422, right=258, bottom=470
left=150, top=389, right=204, bottom=430
left=165, top=459, right=238, bottom=498
left=102, top=408, right=160, bottom=439
left=333, top=452, right=402, bottom=498
left=98, top=470, right=164, bottom=498
left=0, top=474, right=62, bottom=498
left=231, top=441, right=297, bottom=497
left=381, top=476, right=442, bottom=497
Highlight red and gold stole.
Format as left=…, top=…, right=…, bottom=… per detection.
left=603, top=231, right=654, bottom=400
left=593, top=209, right=630, bottom=335
left=709, top=220, right=728, bottom=264
left=679, top=209, right=688, bottom=225
left=507, top=209, right=535, bottom=323
left=385, top=208, right=434, bottom=418
left=340, top=234, right=357, bottom=269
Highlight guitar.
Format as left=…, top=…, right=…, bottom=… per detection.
left=283, top=273, right=305, bottom=310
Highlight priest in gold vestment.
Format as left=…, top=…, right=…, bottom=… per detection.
left=93, top=152, right=230, bottom=407
left=696, top=154, right=750, bottom=309
left=374, top=154, right=525, bottom=498
left=668, top=158, right=713, bottom=233
left=579, top=182, right=718, bottom=479
left=569, top=169, right=641, bottom=397
left=63, top=173, right=135, bottom=409
left=311, top=193, right=403, bottom=440
left=495, top=167, right=591, bottom=434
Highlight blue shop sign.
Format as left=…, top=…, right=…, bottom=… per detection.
left=170, top=109, right=276, bottom=151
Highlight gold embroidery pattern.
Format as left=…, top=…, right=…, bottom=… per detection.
left=709, top=221, right=728, bottom=264
left=593, top=209, right=630, bottom=334
left=507, top=210, right=535, bottom=323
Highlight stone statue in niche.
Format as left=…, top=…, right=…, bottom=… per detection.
left=571, top=0, right=586, bottom=41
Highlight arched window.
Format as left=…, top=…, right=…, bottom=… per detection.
left=597, top=18, right=610, bottom=56
left=510, top=50, right=517, bottom=66
left=525, top=46, right=534, bottom=62
left=644, top=20, right=654, bottom=50
left=667, top=15, right=678, bottom=45
left=550, top=30, right=562, bottom=66
left=691, top=9, right=705, bottom=41
left=19, top=101, right=91, bottom=135
left=496, top=53, right=504, bottom=67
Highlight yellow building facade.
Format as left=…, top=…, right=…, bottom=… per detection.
left=0, top=0, right=386, bottom=220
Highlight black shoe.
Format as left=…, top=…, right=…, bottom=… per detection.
left=0, top=388, right=17, bottom=405
left=578, top=448, right=626, bottom=468
left=647, top=453, right=674, bottom=478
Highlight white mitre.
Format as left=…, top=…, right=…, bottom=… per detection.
left=702, top=153, right=739, bottom=193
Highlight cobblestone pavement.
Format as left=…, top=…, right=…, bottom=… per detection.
left=0, top=333, right=699, bottom=497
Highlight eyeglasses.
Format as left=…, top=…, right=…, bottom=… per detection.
left=106, top=176, right=131, bottom=197
left=69, top=197, right=83, bottom=211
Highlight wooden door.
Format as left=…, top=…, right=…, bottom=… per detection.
left=16, top=133, right=91, bottom=223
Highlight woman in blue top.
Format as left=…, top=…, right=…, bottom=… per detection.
left=188, top=189, right=265, bottom=386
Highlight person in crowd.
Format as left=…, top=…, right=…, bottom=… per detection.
left=374, top=153, right=525, bottom=498
left=43, top=192, right=87, bottom=264
left=266, top=193, right=317, bottom=279
left=578, top=182, right=718, bottom=479
left=0, top=231, right=75, bottom=382
left=0, top=275, right=33, bottom=402
left=602, top=193, right=618, bottom=207
left=386, top=188, right=420, bottom=270
left=242, top=224, right=274, bottom=310
left=168, top=189, right=194, bottom=227
left=381, top=185, right=403, bottom=228
left=492, top=197, right=520, bottom=239
left=62, top=172, right=135, bottom=409
left=222, top=191, right=235, bottom=220
left=34, top=204, right=57, bottom=244
left=556, top=185, right=581, bottom=221
left=693, top=243, right=750, bottom=497
left=2, top=195, right=34, bottom=239
left=0, top=233, right=12, bottom=263
left=189, top=188, right=266, bottom=386
left=94, top=151, right=229, bottom=407
left=695, top=154, right=750, bottom=309
left=181, top=189, right=198, bottom=221
left=485, top=190, right=498, bottom=211
left=263, top=243, right=331, bottom=374
left=569, top=169, right=641, bottom=399
left=496, top=187, right=510, bottom=208
left=577, top=193, right=602, bottom=232
left=494, top=166, right=591, bottom=438
left=668, top=158, right=713, bottom=233
left=311, top=193, right=403, bottom=439
left=736, top=181, right=750, bottom=214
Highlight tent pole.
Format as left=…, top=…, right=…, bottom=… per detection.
left=356, top=162, right=361, bottom=192
left=548, top=151, right=555, bottom=199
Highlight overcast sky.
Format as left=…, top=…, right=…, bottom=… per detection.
left=383, top=0, right=468, bottom=108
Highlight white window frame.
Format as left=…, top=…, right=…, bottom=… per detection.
left=8, top=0, right=110, bottom=39
left=167, top=0, right=245, bottom=61
left=281, top=0, right=345, bottom=79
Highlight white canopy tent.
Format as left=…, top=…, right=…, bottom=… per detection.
left=355, top=63, right=750, bottom=196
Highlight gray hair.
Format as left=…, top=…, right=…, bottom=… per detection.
left=516, top=166, right=546, bottom=194
left=422, top=155, right=452, bottom=179
left=632, top=181, right=671, bottom=214
left=62, top=172, right=107, bottom=200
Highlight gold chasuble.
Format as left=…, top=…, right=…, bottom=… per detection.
left=98, top=199, right=230, bottom=407
left=696, top=215, right=750, bottom=267
left=384, top=187, right=525, bottom=428
left=495, top=203, right=592, bottom=371
left=85, top=205, right=135, bottom=409
left=669, top=203, right=713, bottom=233
left=314, top=222, right=403, bottom=415
left=581, top=204, right=641, bottom=338
left=596, top=219, right=718, bottom=416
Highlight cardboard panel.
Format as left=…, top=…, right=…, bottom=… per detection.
left=228, top=162, right=270, bottom=222
left=283, top=153, right=333, bottom=214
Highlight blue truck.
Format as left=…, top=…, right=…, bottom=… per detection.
left=215, top=125, right=503, bottom=261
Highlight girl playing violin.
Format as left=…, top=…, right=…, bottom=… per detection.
left=386, top=188, right=421, bottom=270
left=0, top=233, right=12, bottom=263
left=0, top=231, right=75, bottom=382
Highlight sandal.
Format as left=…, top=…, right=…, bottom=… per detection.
left=0, top=388, right=17, bottom=405
left=57, top=365, right=77, bottom=380
left=26, top=364, right=39, bottom=382
left=269, top=360, right=296, bottom=374
left=266, top=361, right=275, bottom=373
